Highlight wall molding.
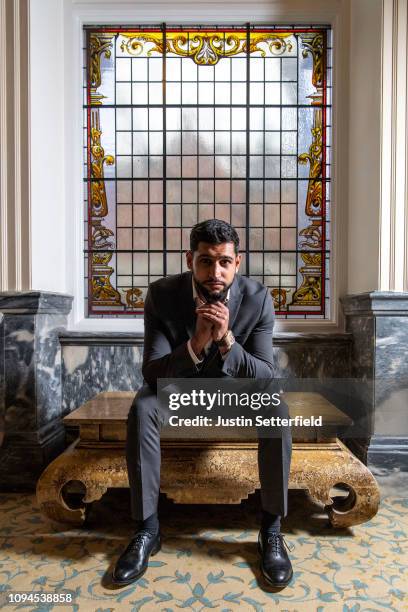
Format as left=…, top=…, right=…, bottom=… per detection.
left=0, top=0, right=30, bottom=292
left=13, top=0, right=22, bottom=289
left=0, top=0, right=8, bottom=290
left=380, top=0, right=408, bottom=291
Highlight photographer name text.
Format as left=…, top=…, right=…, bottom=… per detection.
left=168, top=415, right=323, bottom=427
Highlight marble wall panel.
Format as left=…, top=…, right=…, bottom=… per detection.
left=0, top=314, right=4, bottom=449
left=60, top=334, right=352, bottom=413
left=341, top=292, right=408, bottom=470
left=374, top=316, right=408, bottom=440
left=62, top=344, right=144, bottom=414
left=274, top=336, right=352, bottom=379
left=4, top=314, right=36, bottom=433
left=3, top=312, right=68, bottom=434
left=34, top=314, right=68, bottom=427
left=346, top=316, right=375, bottom=378
left=0, top=292, right=73, bottom=489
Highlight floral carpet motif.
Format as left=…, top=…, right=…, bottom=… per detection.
left=0, top=489, right=406, bottom=611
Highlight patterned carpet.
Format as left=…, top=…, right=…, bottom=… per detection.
left=0, top=488, right=407, bottom=611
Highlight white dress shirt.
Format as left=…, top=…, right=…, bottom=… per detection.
left=187, top=277, right=230, bottom=365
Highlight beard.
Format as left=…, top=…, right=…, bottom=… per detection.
left=193, top=276, right=233, bottom=304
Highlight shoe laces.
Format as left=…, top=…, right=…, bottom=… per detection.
left=266, top=532, right=294, bottom=554
left=128, top=530, right=152, bottom=551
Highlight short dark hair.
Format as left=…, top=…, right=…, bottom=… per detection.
left=190, top=219, right=240, bottom=254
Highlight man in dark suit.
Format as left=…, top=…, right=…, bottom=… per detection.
left=112, top=219, right=293, bottom=588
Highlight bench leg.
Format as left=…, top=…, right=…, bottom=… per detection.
left=36, top=444, right=128, bottom=526
left=290, top=440, right=380, bottom=528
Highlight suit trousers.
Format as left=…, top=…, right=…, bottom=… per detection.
left=126, top=382, right=292, bottom=520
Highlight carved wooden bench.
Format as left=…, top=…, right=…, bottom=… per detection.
left=36, top=391, right=380, bottom=528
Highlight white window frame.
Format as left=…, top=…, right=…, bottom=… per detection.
left=30, top=0, right=352, bottom=333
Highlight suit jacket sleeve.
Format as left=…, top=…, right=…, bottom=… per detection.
left=219, top=287, right=275, bottom=379
left=142, top=284, right=198, bottom=388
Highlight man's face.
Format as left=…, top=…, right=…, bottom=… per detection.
left=186, top=241, right=242, bottom=302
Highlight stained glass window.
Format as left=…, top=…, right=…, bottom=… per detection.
left=84, top=25, right=332, bottom=318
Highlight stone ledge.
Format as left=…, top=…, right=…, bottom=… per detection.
left=341, top=291, right=408, bottom=315
left=59, top=331, right=144, bottom=345
left=0, top=291, right=73, bottom=314
left=59, top=330, right=352, bottom=346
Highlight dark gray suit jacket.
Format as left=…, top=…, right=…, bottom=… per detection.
left=142, top=271, right=275, bottom=388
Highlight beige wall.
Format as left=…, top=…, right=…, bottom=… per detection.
left=347, top=0, right=382, bottom=294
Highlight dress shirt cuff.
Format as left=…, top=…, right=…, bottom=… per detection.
left=187, top=339, right=204, bottom=365
left=220, top=347, right=230, bottom=361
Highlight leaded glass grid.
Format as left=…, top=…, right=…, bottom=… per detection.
left=84, top=24, right=332, bottom=318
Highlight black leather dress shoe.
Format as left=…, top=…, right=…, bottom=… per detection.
left=258, top=531, right=293, bottom=588
left=112, top=530, right=161, bottom=586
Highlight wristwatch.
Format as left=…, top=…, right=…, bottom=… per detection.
left=215, top=330, right=235, bottom=351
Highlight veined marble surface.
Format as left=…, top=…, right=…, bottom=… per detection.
left=62, top=344, right=144, bottom=413
left=374, top=317, right=408, bottom=439
left=342, top=293, right=408, bottom=468
left=0, top=313, right=4, bottom=448
left=60, top=334, right=352, bottom=414
left=0, top=291, right=73, bottom=314
left=0, top=292, right=73, bottom=489
left=3, top=313, right=68, bottom=432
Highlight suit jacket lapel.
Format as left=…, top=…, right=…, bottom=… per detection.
left=181, top=271, right=197, bottom=339
left=227, top=275, right=243, bottom=331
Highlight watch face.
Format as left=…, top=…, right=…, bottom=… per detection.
left=216, top=330, right=234, bottom=348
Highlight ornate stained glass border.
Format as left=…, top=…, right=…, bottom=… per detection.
left=83, top=24, right=332, bottom=318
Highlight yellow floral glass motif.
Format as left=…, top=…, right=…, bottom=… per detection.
left=120, top=31, right=294, bottom=65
